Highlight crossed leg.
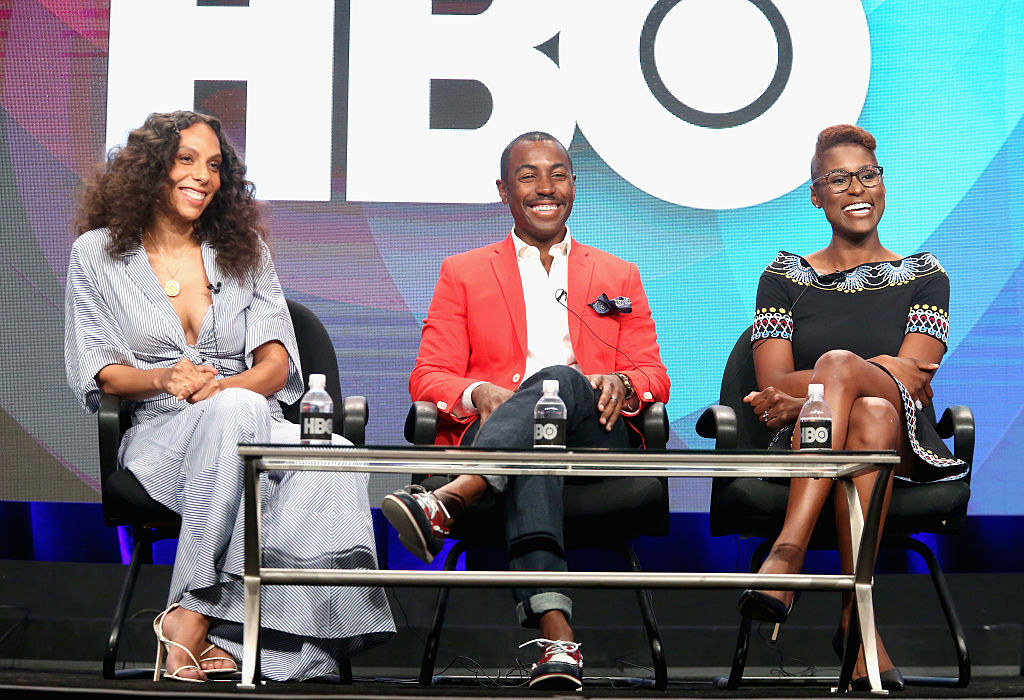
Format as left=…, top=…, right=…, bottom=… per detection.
left=749, top=350, right=910, bottom=674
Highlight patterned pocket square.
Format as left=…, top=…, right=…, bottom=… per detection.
left=589, top=293, right=632, bottom=315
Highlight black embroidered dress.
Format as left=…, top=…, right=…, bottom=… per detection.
left=752, top=251, right=967, bottom=483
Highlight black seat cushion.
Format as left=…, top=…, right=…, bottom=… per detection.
left=888, top=479, right=971, bottom=533
left=103, top=469, right=180, bottom=529
left=419, top=474, right=668, bottom=547
left=711, top=475, right=971, bottom=542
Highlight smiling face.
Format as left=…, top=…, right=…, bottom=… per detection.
left=810, top=142, right=884, bottom=241
left=161, top=122, right=222, bottom=226
left=495, top=139, right=575, bottom=247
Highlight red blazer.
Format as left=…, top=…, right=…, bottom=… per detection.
left=409, top=233, right=670, bottom=445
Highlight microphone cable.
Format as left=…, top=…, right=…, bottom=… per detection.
left=726, top=267, right=845, bottom=408
left=554, top=288, right=656, bottom=401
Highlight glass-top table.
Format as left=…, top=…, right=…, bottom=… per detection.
left=237, top=444, right=899, bottom=694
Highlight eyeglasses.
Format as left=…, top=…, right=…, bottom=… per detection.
left=811, top=165, right=883, bottom=193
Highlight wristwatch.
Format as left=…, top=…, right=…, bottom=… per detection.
left=613, top=372, right=635, bottom=400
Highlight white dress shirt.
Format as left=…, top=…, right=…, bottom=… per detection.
left=459, top=229, right=579, bottom=415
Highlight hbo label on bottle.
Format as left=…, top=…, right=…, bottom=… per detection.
left=301, top=412, right=333, bottom=443
left=800, top=419, right=832, bottom=450
left=534, top=418, right=567, bottom=448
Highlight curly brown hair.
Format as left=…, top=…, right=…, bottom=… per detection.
left=810, top=124, right=877, bottom=179
left=76, top=110, right=266, bottom=280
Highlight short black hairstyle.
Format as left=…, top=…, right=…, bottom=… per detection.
left=498, top=131, right=571, bottom=182
left=810, top=124, right=877, bottom=180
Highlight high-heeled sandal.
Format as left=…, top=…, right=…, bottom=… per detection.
left=832, top=625, right=905, bottom=692
left=153, top=603, right=205, bottom=682
left=737, top=589, right=800, bottom=623
left=199, top=643, right=239, bottom=676
left=737, top=590, right=800, bottom=641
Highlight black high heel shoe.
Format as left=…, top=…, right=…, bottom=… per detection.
left=737, top=589, right=799, bottom=623
left=852, top=670, right=905, bottom=692
left=832, top=626, right=905, bottom=692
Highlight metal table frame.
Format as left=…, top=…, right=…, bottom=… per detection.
left=239, top=445, right=899, bottom=694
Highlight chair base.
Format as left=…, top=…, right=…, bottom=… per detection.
left=430, top=674, right=660, bottom=688
left=417, top=541, right=668, bottom=690
left=721, top=537, right=970, bottom=691
left=103, top=525, right=180, bottom=680
left=103, top=530, right=149, bottom=680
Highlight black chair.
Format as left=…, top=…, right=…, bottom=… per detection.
left=403, top=399, right=671, bottom=689
left=695, top=326, right=974, bottom=689
left=100, top=298, right=366, bottom=679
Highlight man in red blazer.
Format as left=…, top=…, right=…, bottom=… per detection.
left=383, top=132, right=669, bottom=690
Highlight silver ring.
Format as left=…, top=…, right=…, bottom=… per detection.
left=761, top=411, right=770, bottom=421
left=915, top=399, right=924, bottom=410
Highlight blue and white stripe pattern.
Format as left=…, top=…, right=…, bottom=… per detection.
left=65, top=229, right=394, bottom=681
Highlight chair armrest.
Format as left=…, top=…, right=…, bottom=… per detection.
left=342, top=395, right=368, bottom=446
left=638, top=402, right=669, bottom=449
left=696, top=404, right=738, bottom=449
left=97, top=392, right=127, bottom=487
left=404, top=401, right=439, bottom=445
left=937, top=405, right=975, bottom=472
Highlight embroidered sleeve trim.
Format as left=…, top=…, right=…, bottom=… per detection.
left=906, top=304, right=950, bottom=344
left=752, top=306, right=793, bottom=342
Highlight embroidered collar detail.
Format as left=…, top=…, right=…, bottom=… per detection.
left=767, top=251, right=944, bottom=292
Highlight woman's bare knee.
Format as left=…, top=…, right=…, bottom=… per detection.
left=812, top=349, right=862, bottom=386
left=847, top=397, right=899, bottom=450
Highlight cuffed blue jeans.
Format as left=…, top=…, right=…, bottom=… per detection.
left=471, top=366, right=628, bottom=628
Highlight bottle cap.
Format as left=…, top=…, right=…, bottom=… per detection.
left=308, top=373, right=326, bottom=390
left=808, top=383, right=824, bottom=397
left=542, top=379, right=559, bottom=394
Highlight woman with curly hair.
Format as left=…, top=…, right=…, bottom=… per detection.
left=65, top=111, right=394, bottom=682
left=736, top=124, right=967, bottom=691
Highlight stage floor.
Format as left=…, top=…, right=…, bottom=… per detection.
left=0, top=670, right=1022, bottom=699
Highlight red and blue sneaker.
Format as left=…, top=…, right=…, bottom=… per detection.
left=381, top=485, right=451, bottom=564
left=519, top=638, right=583, bottom=691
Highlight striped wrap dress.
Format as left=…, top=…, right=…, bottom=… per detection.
left=65, top=228, right=395, bottom=680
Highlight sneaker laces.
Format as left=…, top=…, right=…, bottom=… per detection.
left=519, top=638, right=581, bottom=655
left=412, top=489, right=451, bottom=522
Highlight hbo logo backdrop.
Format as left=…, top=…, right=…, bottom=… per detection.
left=107, top=0, right=870, bottom=209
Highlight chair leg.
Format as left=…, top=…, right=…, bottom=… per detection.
left=337, top=658, right=353, bottom=684
left=717, top=539, right=773, bottom=689
left=715, top=615, right=753, bottom=690
left=418, top=542, right=466, bottom=686
left=624, top=545, right=667, bottom=689
left=896, top=535, right=971, bottom=687
left=103, top=530, right=148, bottom=680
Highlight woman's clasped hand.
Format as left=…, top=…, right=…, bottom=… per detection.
left=163, top=358, right=219, bottom=402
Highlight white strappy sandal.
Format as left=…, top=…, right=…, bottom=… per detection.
left=199, top=643, right=239, bottom=676
left=152, top=603, right=204, bottom=682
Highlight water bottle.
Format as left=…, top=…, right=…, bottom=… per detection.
left=798, top=383, right=832, bottom=451
left=533, top=379, right=567, bottom=449
left=300, top=373, right=333, bottom=445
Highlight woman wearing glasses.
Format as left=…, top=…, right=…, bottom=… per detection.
left=737, top=124, right=967, bottom=690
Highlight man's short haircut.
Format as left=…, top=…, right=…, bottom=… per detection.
left=499, top=131, right=571, bottom=182
left=810, top=124, right=877, bottom=179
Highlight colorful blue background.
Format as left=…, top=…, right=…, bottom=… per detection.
left=0, top=1, right=1022, bottom=529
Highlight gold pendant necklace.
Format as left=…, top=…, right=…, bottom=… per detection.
left=161, top=256, right=186, bottom=297
left=146, top=233, right=188, bottom=297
